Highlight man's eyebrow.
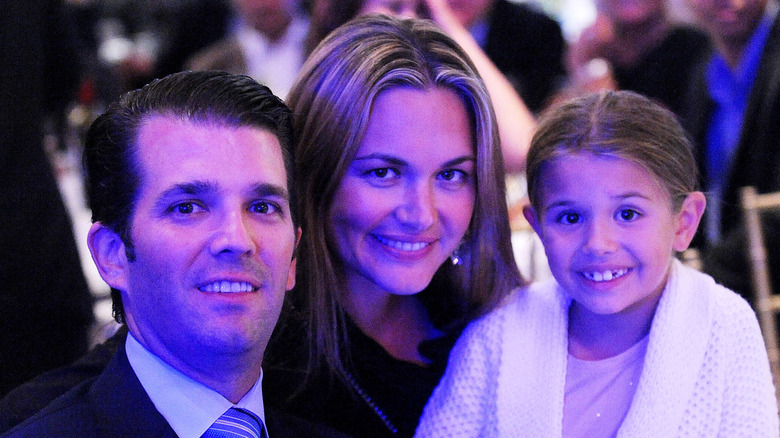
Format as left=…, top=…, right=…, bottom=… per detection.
left=251, top=183, right=289, bottom=201
left=154, top=181, right=217, bottom=208
left=153, top=180, right=290, bottom=208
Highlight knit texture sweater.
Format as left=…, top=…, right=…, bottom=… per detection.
left=415, top=260, right=779, bottom=437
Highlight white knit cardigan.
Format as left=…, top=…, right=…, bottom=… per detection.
left=415, top=260, right=779, bottom=437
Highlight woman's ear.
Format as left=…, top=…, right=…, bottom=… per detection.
left=673, top=191, right=707, bottom=252
left=87, top=222, right=130, bottom=292
left=523, top=204, right=543, bottom=238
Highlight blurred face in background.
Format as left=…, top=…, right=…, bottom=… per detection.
left=689, top=0, right=768, bottom=47
left=597, top=0, right=666, bottom=30
left=234, top=0, right=297, bottom=40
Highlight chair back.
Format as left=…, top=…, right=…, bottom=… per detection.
left=740, top=186, right=780, bottom=389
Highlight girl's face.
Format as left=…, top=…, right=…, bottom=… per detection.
left=524, top=152, right=703, bottom=317
left=329, top=86, right=476, bottom=301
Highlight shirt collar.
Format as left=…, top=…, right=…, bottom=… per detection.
left=125, top=333, right=266, bottom=438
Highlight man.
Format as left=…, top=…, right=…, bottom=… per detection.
left=566, top=0, right=711, bottom=116
left=681, top=0, right=780, bottom=301
left=1, top=70, right=344, bottom=437
left=185, top=0, right=309, bottom=99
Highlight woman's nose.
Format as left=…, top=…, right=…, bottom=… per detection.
left=394, top=181, right=436, bottom=231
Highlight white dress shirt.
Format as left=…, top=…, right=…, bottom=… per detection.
left=125, top=333, right=266, bottom=438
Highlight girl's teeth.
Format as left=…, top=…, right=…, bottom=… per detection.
left=584, top=269, right=627, bottom=282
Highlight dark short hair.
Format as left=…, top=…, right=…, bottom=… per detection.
left=84, top=70, right=296, bottom=323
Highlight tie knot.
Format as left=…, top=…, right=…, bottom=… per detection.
left=201, top=407, right=267, bottom=438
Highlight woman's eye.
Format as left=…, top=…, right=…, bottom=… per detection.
left=251, top=202, right=279, bottom=214
left=368, top=168, right=398, bottom=179
left=617, top=208, right=640, bottom=222
left=439, top=169, right=467, bottom=182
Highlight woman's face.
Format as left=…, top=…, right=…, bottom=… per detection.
left=329, top=86, right=476, bottom=302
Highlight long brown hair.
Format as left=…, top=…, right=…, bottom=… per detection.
left=281, top=14, right=522, bottom=385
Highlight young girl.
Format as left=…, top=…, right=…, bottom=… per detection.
left=415, top=91, right=779, bottom=437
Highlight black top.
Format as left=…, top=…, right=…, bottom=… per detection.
left=263, top=313, right=459, bottom=438
left=612, top=25, right=712, bottom=116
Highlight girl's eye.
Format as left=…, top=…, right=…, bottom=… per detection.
left=617, top=208, right=640, bottom=222
left=557, top=212, right=581, bottom=225
left=250, top=202, right=279, bottom=215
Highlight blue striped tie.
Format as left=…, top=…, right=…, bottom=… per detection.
left=201, top=407, right=267, bottom=438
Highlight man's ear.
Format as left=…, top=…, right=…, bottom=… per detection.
left=87, top=222, right=130, bottom=292
left=286, top=227, right=302, bottom=291
left=523, top=204, right=543, bottom=238
left=673, top=191, right=707, bottom=252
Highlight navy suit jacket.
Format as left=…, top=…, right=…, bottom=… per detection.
left=0, top=342, right=351, bottom=438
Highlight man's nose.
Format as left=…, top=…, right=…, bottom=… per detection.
left=209, top=209, right=257, bottom=256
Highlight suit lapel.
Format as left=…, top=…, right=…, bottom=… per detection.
left=87, top=343, right=178, bottom=438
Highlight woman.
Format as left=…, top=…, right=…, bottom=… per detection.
left=263, top=14, right=523, bottom=437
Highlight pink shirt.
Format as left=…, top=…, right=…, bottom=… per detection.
left=562, top=334, right=650, bottom=438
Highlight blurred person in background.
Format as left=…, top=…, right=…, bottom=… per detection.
left=564, top=0, right=711, bottom=115
left=0, top=0, right=95, bottom=397
left=681, top=0, right=780, bottom=304
left=186, top=0, right=310, bottom=99
left=94, top=0, right=232, bottom=92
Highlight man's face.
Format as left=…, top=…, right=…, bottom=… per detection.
left=91, top=115, right=297, bottom=375
left=597, top=0, right=665, bottom=28
left=690, top=0, right=768, bottom=46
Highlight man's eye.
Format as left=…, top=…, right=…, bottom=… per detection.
left=250, top=202, right=279, bottom=214
left=172, top=202, right=201, bottom=214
